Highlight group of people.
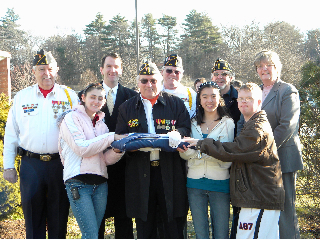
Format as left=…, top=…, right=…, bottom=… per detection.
left=2, top=49, right=302, bottom=239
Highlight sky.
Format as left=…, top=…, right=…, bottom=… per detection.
left=1, top=0, right=319, bottom=38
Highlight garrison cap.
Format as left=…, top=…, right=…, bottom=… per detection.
left=33, top=49, right=57, bottom=66
left=139, top=61, right=160, bottom=75
left=212, top=58, right=231, bottom=72
left=164, top=54, right=183, bottom=68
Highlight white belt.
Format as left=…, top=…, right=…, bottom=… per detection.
left=139, top=148, right=160, bottom=161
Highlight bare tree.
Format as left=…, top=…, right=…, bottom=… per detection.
left=10, top=62, right=36, bottom=93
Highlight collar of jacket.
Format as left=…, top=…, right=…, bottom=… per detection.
left=260, top=78, right=282, bottom=91
left=134, top=91, right=167, bottom=109
left=36, top=83, right=58, bottom=96
left=260, top=78, right=282, bottom=108
left=74, top=104, right=105, bottom=122
left=191, top=116, right=228, bottom=137
left=244, top=110, right=267, bottom=126
left=228, top=84, right=238, bottom=99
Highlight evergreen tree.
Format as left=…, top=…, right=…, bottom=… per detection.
left=298, top=61, right=320, bottom=212
left=103, top=15, right=131, bottom=54
left=179, top=10, right=221, bottom=79
left=141, top=13, right=161, bottom=62
left=304, top=29, right=320, bottom=62
left=84, top=12, right=106, bottom=36
left=83, top=13, right=108, bottom=77
left=158, top=14, right=178, bottom=55
left=0, top=8, right=32, bottom=65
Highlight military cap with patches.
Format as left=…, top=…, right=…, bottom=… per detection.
left=139, top=61, right=160, bottom=75
left=164, top=54, right=183, bottom=68
left=33, top=49, right=57, bottom=66
left=212, top=58, right=232, bottom=72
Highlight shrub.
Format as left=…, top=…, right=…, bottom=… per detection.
left=0, top=93, right=22, bottom=219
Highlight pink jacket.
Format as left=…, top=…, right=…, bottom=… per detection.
left=58, top=104, right=124, bottom=182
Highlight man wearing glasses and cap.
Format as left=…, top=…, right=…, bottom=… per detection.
left=211, top=58, right=241, bottom=130
left=3, top=49, right=78, bottom=238
left=211, top=58, right=241, bottom=238
left=115, top=61, right=190, bottom=238
left=162, top=54, right=197, bottom=119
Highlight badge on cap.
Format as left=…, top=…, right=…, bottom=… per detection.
left=212, top=58, right=231, bottom=72
left=33, top=49, right=57, bottom=66
left=139, top=61, right=160, bottom=75
left=164, top=54, right=183, bottom=68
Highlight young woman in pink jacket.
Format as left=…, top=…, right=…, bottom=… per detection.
left=58, top=83, right=125, bottom=239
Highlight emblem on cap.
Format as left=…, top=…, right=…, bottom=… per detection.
left=212, top=58, right=231, bottom=72
left=33, top=49, right=57, bottom=66
left=139, top=61, right=160, bottom=75
left=164, top=54, right=183, bottom=68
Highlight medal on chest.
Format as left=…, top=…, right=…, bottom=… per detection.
left=52, top=101, right=70, bottom=118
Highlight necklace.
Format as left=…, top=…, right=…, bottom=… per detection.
left=204, top=118, right=219, bottom=133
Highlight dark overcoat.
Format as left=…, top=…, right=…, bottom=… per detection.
left=116, top=91, right=191, bottom=221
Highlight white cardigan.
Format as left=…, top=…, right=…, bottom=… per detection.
left=180, top=116, right=235, bottom=180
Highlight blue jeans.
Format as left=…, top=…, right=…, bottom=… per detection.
left=188, top=188, right=230, bottom=239
left=65, top=179, right=108, bottom=239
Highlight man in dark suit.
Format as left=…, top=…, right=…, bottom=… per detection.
left=98, top=52, right=138, bottom=239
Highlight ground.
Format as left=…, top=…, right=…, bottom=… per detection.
left=0, top=219, right=25, bottom=239
left=0, top=210, right=320, bottom=239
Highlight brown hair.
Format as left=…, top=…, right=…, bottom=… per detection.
left=79, top=83, right=105, bottom=105
left=101, top=52, right=122, bottom=68
left=239, top=82, right=262, bottom=101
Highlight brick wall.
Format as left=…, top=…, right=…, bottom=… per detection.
left=0, top=52, right=11, bottom=100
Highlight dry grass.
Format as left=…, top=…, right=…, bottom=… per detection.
left=0, top=204, right=319, bottom=239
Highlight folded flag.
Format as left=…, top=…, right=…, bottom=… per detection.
left=111, top=133, right=190, bottom=152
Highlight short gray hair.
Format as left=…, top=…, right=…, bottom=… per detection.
left=254, top=50, right=282, bottom=78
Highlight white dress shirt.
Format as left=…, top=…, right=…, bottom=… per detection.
left=103, top=82, right=118, bottom=105
left=163, top=83, right=197, bottom=119
left=140, top=95, right=159, bottom=160
left=3, top=84, right=79, bottom=169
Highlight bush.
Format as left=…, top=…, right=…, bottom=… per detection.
left=0, top=93, right=22, bottom=219
left=297, top=61, right=320, bottom=214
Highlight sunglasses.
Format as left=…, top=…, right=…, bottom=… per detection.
left=165, top=69, right=181, bottom=75
left=213, top=72, right=229, bottom=77
left=140, top=78, right=157, bottom=84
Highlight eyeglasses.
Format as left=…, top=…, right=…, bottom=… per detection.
left=213, top=72, right=229, bottom=77
left=199, top=81, right=220, bottom=90
left=257, top=64, right=275, bottom=69
left=165, top=69, right=181, bottom=75
left=237, top=97, right=254, bottom=103
left=140, top=78, right=157, bottom=84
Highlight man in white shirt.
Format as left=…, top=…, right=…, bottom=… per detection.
left=3, top=49, right=78, bottom=239
left=161, top=54, right=197, bottom=119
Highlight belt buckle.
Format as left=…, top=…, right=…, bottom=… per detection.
left=40, top=155, right=51, bottom=161
left=151, top=160, right=159, bottom=167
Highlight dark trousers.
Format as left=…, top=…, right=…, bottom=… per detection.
left=19, top=155, right=69, bottom=239
left=230, top=206, right=241, bottom=239
left=135, top=165, right=185, bottom=239
left=99, top=216, right=133, bottom=239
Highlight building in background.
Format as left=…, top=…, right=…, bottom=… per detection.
left=0, top=51, right=11, bottom=100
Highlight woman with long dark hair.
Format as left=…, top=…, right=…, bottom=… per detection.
left=178, top=81, right=234, bottom=238
left=58, top=83, right=125, bottom=238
